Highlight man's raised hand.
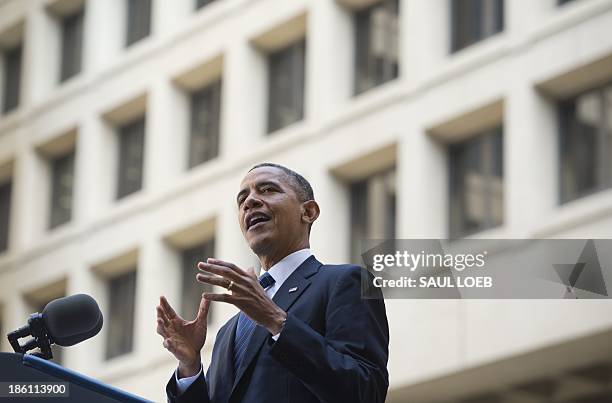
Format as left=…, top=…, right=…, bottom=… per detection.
left=156, top=294, right=210, bottom=378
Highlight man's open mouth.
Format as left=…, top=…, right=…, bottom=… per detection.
left=246, top=212, right=271, bottom=231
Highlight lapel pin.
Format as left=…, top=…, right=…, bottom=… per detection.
left=288, top=286, right=298, bottom=293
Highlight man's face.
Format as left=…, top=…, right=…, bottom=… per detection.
left=237, top=167, right=306, bottom=256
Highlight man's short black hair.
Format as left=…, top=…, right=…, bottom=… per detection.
left=249, top=163, right=315, bottom=202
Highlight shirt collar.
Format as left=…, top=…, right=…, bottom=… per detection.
left=264, top=248, right=312, bottom=289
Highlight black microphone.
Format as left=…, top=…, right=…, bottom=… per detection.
left=7, top=294, right=103, bottom=360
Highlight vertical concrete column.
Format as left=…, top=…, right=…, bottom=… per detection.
left=506, top=0, right=556, bottom=37
left=307, top=168, right=350, bottom=264
left=73, top=113, right=112, bottom=223
left=83, top=0, right=123, bottom=74
left=153, top=0, right=191, bottom=37
left=11, top=137, right=46, bottom=249
left=134, top=234, right=180, bottom=361
left=306, top=0, right=352, bottom=123
left=220, top=38, right=266, bottom=156
left=400, top=0, right=449, bottom=84
left=144, top=78, right=187, bottom=192
left=22, top=2, right=56, bottom=106
left=397, top=114, right=447, bottom=238
left=504, top=71, right=557, bottom=237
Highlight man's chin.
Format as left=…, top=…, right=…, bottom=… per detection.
left=246, top=233, right=275, bottom=255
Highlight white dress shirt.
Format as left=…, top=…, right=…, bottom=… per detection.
left=175, top=248, right=313, bottom=395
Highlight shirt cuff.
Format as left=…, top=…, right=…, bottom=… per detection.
left=175, top=364, right=203, bottom=395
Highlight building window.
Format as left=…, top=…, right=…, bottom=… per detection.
left=354, top=0, right=399, bottom=95
left=350, top=169, right=396, bottom=265
left=117, top=116, right=145, bottom=199
left=49, top=151, right=75, bottom=229
left=106, top=270, right=136, bottom=359
left=449, top=127, right=503, bottom=238
left=189, top=80, right=221, bottom=168
left=267, top=40, right=306, bottom=133
left=2, top=44, right=22, bottom=114
left=0, top=181, right=11, bottom=253
left=126, top=0, right=152, bottom=47
left=181, top=240, right=215, bottom=321
left=559, top=84, right=612, bottom=203
left=59, top=9, right=84, bottom=82
left=451, top=0, right=504, bottom=53
left=195, top=0, right=216, bottom=9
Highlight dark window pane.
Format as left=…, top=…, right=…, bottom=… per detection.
left=449, top=127, right=504, bottom=238
left=349, top=169, right=396, bottom=265
left=354, top=0, right=399, bottom=95
left=0, top=182, right=11, bottom=252
left=181, top=240, right=215, bottom=321
left=126, top=0, right=151, bottom=47
left=560, top=84, right=612, bottom=203
left=195, top=0, right=216, bottom=9
left=117, top=116, right=145, bottom=199
left=189, top=80, right=221, bottom=168
left=451, top=0, right=504, bottom=53
left=60, top=9, right=84, bottom=82
left=49, top=151, right=75, bottom=229
left=106, top=270, right=136, bottom=359
left=2, top=45, right=22, bottom=114
left=267, top=40, right=305, bottom=133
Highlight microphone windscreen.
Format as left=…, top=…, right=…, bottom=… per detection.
left=42, top=294, right=104, bottom=347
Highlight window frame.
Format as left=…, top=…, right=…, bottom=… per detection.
left=448, top=126, right=504, bottom=239
left=125, top=0, right=152, bottom=47
left=188, top=80, right=222, bottom=169
left=105, top=269, right=137, bottom=360
left=2, top=44, right=22, bottom=114
left=49, top=151, right=75, bottom=229
left=116, top=116, right=146, bottom=200
left=59, top=8, right=84, bottom=83
left=267, top=39, right=306, bottom=134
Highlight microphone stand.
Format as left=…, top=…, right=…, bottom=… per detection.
left=7, top=313, right=54, bottom=360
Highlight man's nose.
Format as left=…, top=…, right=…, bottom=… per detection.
left=243, top=193, right=263, bottom=210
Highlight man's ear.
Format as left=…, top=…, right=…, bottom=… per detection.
left=301, top=200, right=320, bottom=225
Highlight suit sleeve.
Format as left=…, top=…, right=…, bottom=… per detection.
left=166, top=367, right=210, bottom=403
left=269, top=266, right=390, bottom=403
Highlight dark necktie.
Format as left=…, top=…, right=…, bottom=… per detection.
left=233, top=272, right=276, bottom=374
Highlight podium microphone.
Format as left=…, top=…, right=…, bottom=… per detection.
left=7, top=294, right=103, bottom=360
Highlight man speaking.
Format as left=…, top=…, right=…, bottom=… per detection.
left=156, top=163, right=389, bottom=403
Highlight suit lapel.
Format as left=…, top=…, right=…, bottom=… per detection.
left=208, top=313, right=239, bottom=402
left=230, top=255, right=322, bottom=395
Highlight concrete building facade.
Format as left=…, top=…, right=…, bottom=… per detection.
left=1, top=0, right=612, bottom=401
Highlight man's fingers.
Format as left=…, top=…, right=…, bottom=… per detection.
left=196, top=294, right=211, bottom=322
left=203, top=293, right=233, bottom=303
left=245, top=266, right=257, bottom=279
left=196, top=273, right=236, bottom=290
left=156, top=305, right=170, bottom=326
left=208, top=258, right=248, bottom=275
left=198, top=262, right=244, bottom=283
left=160, top=296, right=179, bottom=319
left=156, top=319, right=169, bottom=338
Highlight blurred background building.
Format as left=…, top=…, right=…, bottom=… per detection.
left=1, top=0, right=612, bottom=401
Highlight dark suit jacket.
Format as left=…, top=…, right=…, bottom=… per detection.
left=166, top=256, right=389, bottom=403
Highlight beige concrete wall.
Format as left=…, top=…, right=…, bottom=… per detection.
left=1, top=0, right=612, bottom=401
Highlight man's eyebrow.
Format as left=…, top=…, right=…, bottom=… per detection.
left=236, top=188, right=248, bottom=203
left=236, top=180, right=283, bottom=203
